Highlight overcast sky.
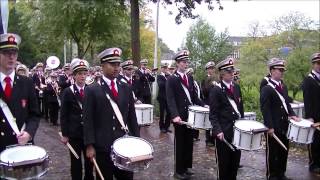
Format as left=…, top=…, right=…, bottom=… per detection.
left=148, top=0, right=320, bottom=51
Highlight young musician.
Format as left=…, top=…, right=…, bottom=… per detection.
left=260, top=58, right=299, bottom=180
left=60, top=58, right=93, bottom=180
left=83, top=47, right=139, bottom=180
left=209, top=57, right=243, bottom=180
left=0, top=33, right=40, bottom=152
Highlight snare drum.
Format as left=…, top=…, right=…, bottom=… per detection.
left=290, top=102, right=304, bottom=118
left=287, top=119, right=315, bottom=144
left=243, top=112, right=256, bottom=121
left=111, top=136, right=154, bottom=172
left=0, top=145, right=49, bottom=180
left=187, top=106, right=211, bottom=130
left=135, top=104, right=154, bottom=126
left=232, top=120, right=266, bottom=151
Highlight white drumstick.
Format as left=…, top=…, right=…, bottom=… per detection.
left=58, top=132, right=79, bottom=159
left=93, top=158, right=104, bottom=180
left=222, top=138, right=235, bottom=151
left=272, top=134, right=287, bottom=151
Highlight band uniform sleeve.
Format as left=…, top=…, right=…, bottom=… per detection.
left=166, top=76, right=179, bottom=120
left=25, top=78, right=40, bottom=138
left=302, top=78, right=315, bottom=119
left=208, top=87, right=222, bottom=136
left=83, top=86, right=96, bottom=146
left=127, top=88, right=140, bottom=137
left=60, top=89, right=70, bottom=137
left=147, top=73, right=155, bottom=82
left=260, top=86, right=274, bottom=129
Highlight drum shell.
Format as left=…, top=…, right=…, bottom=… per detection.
left=243, top=112, right=256, bottom=121
left=187, top=106, right=211, bottom=130
left=135, top=104, right=153, bottom=126
left=232, top=127, right=263, bottom=151
left=0, top=146, right=49, bottom=180
left=287, top=122, right=315, bottom=144
left=111, top=136, right=154, bottom=172
left=290, top=103, right=304, bottom=118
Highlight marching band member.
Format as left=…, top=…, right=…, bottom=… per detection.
left=44, top=72, right=60, bottom=126
left=157, top=62, right=171, bottom=133
left=133, top=59, right=155, bottom=104
left=201, top=61, right=217, bottom=146
left=60, top=58, right=94, bottom=180
left=118, top=60, right=134, bottom=85
left=32, top=62, right=46, bottom=116
left=0, top=33, right=40, bottom=152
left=209, top=58, right=243, bottom=180
left=233, top=68, right=241, bottom=84
left=58, top=63, right=72, bottom=93
left=166, top=50, right=205, bottom=179
left=260, top=58, right=299, bottom=180
left=302, top=52, right=320, bottom=174
left=83, top=47, right=139, bottom=180
left=168, top=63, right=176, bottom=75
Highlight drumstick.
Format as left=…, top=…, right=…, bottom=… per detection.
left=93, top=158, right=104, bottom=180
left=222, top=138, right=235, bottom=151
left=58, top=132, right=79, bottom=159
left=272, top=134, right=287, bottom=151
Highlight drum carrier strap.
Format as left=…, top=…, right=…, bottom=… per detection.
left=0, top=98, right=25, bottom=134
left=70, top=85, right=83, bottom=109
left=267, top=82, right=288, bottom=114
left=105, top=93, right=129, bottom=134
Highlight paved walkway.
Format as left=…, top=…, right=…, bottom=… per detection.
left=34, top=119, right=319, bottom=180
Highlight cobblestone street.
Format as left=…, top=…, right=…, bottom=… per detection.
left=35, top=119, right=320, bottom=180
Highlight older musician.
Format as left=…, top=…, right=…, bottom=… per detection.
left=16, top=64, right=29, bottom=77
left=302, top=52, right=320, bottom=174
left=0, top=33, right=40, bottom=152
left=83, top=47, right=139, bottom=180
left=60, top=58, right=93, bottom=180
left=44, top=72, right=60, bottom=126
left=209, top=58, right=243, bottom=180
left=58, top=63, right=72, bottom=93
left=166, top=50, right=205, bottom=179
left=133, top=59, right=155, bottom=104
left=260, top=58, right=299, bottom=180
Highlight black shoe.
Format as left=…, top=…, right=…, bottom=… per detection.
left=280, top=176, right=292, bottom=180
left=193, top=138, right=200, bottom=142
left=173, top=173, right=188, bottom=179
left=160, top=129, right=167, bottom=133
left=206, top=141, right=214, bottom=147
left=310, top=167, right=320, bottom=174
left=185, top=169, right=195, bottom=175
left=166, top=129, right=172, bottom=133
left=238, top=164, right=243, bottom=168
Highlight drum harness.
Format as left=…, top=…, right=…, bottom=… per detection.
left=174, top=74, right=192, bottom=105
left=0, top=98, right=25, bottom=135
left=267, top=82, right=288, bottom=114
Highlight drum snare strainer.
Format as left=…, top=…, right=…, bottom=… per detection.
left=111, top=136, right=154, bottom=172
left=0, top=145, right=49, bottom=180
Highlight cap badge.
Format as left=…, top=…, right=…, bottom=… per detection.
left=8, top=35, right=15, bottom=43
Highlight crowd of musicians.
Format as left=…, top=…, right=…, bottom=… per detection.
left=0, top=32, right=319, bottom=180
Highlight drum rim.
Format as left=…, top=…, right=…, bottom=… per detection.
left=111, top=136, right=154, bottom=157
left=289, top=119, right=313, bottom=128
left=234, top=120, right=266, bottom=133
left=188, top=105, right=209, bottom=113
left=0, top=145, right=48, bottom=167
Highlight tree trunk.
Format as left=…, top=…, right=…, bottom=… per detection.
left=130, top=0, right=140, bottom=65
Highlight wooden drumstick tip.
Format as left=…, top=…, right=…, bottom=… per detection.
left=93, top=158, right=104, bottom=180
left=58, top=132, right=80, bottom=159
left=272, top=134, right=287, bottom=151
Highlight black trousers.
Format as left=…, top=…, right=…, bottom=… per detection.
left=139, top=95, right=151, bottom=104
left=158, top=99, right=170, bottom=130
left=309, top=130, right=320, bottom=170
left=69, top=138, right=94, bottom=180
left=206, top=130, right=214, bottom=142
left=215, top=139, right=241, bottom=180
left=48, top=101, right=59, bottom=125
left=266, top=133, right=289, bottom=179
left=174, top=124, right=193, bottom=174
left=96, top=151, right=133, bottom=180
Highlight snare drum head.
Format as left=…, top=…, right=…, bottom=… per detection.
left=290, top=119, right=313, bottom=127
left=290, top=103, right=299, bottom=108
left=0, top=145, right=47, bottom=164
left=188, top=106, right=209, bottom=112
left=135, top=104, right=154, bottom=109
left=244, top=112, right=256, bottom=116
left=235, top=120, right=265, bottom=131
left=113, top=137, right=153, bottom=158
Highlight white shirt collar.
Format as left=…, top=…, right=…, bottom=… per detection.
left=75, top=83, right=85, bottom=91
left=177, top=71, right=186, bottom=78
left=222, top=80, right=233, bottom=89
left=312, top=70, right=320, bottom=79
left=270, top=78, right=281, bottom=86
left=160, top=72, right=166, bottom=76
left=102, top=75, right=118, bottom=91
left=125, top=75, right=131, bottom=81
left=1, top=71, right=15, bottom=88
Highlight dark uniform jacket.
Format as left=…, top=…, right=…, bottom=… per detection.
left=157, top=73, right=167, bottom=102
left=32, top=73, right=45, bottom=97
left=58, top=74, right=71, bottom=94
left=60, top=84, right=85, bottom=139
left=209, top=81, right=244, bottom=141
left=201, top=75, right=217, bottom=104
left=133, top=69, right=155, bottom=98
left=44, top=83, right=59, bottom=103
left=0, top=75, right=40, bottom=151
left=260, top=81, right=295, bottom=135
left=302, top=72, right=320, bottom=122
left=166, top=72, right=204, bottom=121
left=83, top=80, right=140, bottom=153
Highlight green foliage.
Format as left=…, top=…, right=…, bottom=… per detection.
left=185, top=18, right=233, bottom=80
